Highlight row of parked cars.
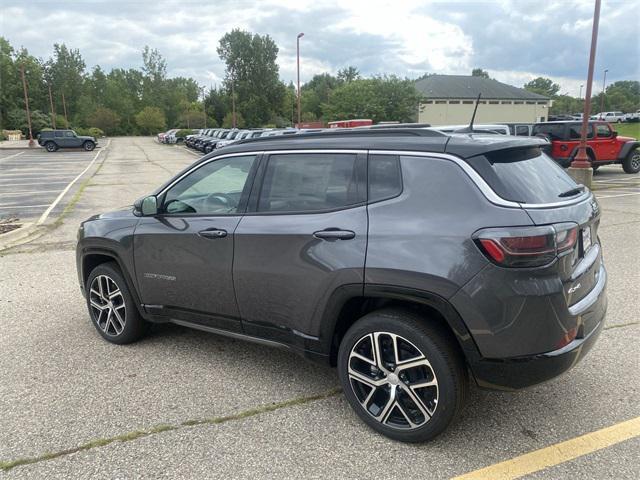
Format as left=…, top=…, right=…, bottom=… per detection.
left=550, top=111, right=640, bottom=123
left=185, top=128, right=300, bottom=153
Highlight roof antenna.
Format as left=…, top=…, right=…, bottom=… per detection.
left=456, top=93, right=481, bottom=133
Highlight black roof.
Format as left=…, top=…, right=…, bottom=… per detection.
left=415, top=74, right=549, bottom=101
left=215, top=128, right=548, bottom=159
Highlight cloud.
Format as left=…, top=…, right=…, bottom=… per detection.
left=1, top=0, right=637, bottom=95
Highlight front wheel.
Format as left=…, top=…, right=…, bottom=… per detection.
left=86, top=262, right=147, bottom=344
left=83, top=141, right=96, bottom=151
left=337, top=309, right=467, bottom=443
left=45, top=141, right=57, bottom=152
left=623, top=149, right=640, bottom=174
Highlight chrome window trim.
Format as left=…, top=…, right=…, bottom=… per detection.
left=159, top=148, right=592, bottom=210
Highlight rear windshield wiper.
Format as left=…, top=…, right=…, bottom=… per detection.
left=558, top=185, right=585, bottom=198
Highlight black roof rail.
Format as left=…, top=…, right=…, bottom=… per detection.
left=234, top=127, right=448, bottom=146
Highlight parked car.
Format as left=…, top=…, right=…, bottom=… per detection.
left=202, top=129, right=233, bottom=153
left=503, top=123, right=534, bottom=136
left=184, top=129, right=204, bottom=148
left=624, top=110, right=640, bottom=123
left=77, top=128, right=607, bottom=443
left=593, top=112, right=625, bottom=123
left=548, top=114, right=575, bottom=121
left=161, top=129, right=180, bottom=144
left=216, top=130, right=263, bottom=149
left=429, top=124, right=510, bottom=135
left=531, top=121, right=640, bottom=173
left=38, top=129, right=97, bottom=152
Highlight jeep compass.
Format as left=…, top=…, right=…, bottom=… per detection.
left=76, top=129, right=607, bottom=442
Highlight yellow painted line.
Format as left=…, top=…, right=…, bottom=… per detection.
left=452, top=416, right=640, bottom=480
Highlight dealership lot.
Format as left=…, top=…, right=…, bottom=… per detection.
left=0, top=138, right=638, bottom=479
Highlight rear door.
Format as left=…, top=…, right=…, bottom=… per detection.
left=233, top=150, right=368, bottom=343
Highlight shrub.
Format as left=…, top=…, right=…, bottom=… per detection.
left=176, top=129, right=195, bottom=139
left=0, top=132, right=6, bottom=141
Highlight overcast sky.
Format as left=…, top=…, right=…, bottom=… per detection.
left=1, top=0, right=638, bottom=96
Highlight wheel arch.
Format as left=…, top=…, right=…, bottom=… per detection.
left=618, top=141, right=640, bottom=160
left=322, top=284, right=482, bottom=368
left=81, top=248, right=144, bottom=315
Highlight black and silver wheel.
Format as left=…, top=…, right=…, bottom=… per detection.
left=45, top=141, right=57, bottom=152
left=623, top=149, right=640, bottom=174
left=338, top=309, right=467, bottom=443
left=83, top=141, right=96, bottom=151
left=86, top=262, right=146, bottom=344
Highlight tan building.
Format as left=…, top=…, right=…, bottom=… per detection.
left=416, top=75, right=551, bottom=126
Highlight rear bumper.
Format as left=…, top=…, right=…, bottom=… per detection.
left=468, top=265, right=607, bottom=390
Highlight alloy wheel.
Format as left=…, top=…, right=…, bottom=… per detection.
left=348, top=332, right=438, bottom=429
left=89, top=274, right=126, bottom=336
left=632, top=152, right=640, bottom=170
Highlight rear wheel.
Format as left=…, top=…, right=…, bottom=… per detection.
left=337, top=309, right=467, bottom=443
left=83, top=140, right=96, bottom=151
left=623, top=149, right=640, bottom=174
left=86, top=262, right=147, bottom=344
left=45, top=141, right=57, bottom=152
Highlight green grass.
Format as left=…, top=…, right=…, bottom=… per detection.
left=612, top=122, right=640, bottom=139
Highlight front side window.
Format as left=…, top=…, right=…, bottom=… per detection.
left=258, top=153, right=364, bottom=212
left=65, top=131, right=75, bottom=138
left=162, top=155, right=256, bottom=215
left=596, top=124, right=612, bottom=138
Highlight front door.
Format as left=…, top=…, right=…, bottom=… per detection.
left=233, top=151, right=368, bottom=344
left=134, top=154, right=258, bottom=331
left=591, top=123, right=618, bottom=161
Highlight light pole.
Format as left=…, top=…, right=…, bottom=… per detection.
left=599, top=68, right=608, bottom=114
left=570, top=0, right=600, bottom=184
left=230, top=69, right=236, bottom=128
left=48, top=83, right=56, bottom=129
left=62, top=92, right=69, bottom=128
left=579, top=84, right=583, bottom=99
left=20, top=65, right=35, bottom=147
left=296, top=32, right=304, bottom=128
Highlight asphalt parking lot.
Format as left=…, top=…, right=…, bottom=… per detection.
left=0, top=138, right=638, bottom=479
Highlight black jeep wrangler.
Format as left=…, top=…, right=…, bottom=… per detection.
left=37, top=130, right=97, bottom=152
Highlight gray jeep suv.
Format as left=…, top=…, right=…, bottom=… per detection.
left=76, top=129, right=607, bottom=442
left=38, top=129, right=97, bottom=152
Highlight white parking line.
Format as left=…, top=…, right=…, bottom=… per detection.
left=36, top=139, right=111, bottom=225
left=183, top=147, right=201, bottom=157
left=0, top=190, right=63, bottom=196
left=0, top=151, right=25, bottom=162
left=0, top=182, right=70, bottom=187
left=0, top=204, right=50, bottom=209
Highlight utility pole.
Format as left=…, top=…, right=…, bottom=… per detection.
left=231, top=69, right=236, bottom=128
left=20, top=65, right=35, bottom=147
left=296, top=32, right=304, bottom=128
left=62, top=92, right=69, bottom=128
left=569, top=0, right=600, bottom=189
left=579, top=84, right=583, bottom=99
left=48, top=83, right=56, bottom=129
left=599, top=69, right=608, bottom=114
left=201, top=86, right=207, bottom=129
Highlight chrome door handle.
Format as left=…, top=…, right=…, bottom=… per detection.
left=313, top=229, right=355, bottom=240
left=198, top=229, right=227, bottom=239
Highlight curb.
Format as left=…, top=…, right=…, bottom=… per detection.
left=0, top=222, right=42, bottom=252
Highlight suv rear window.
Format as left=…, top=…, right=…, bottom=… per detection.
left=469, top=148, right=578, bottom=204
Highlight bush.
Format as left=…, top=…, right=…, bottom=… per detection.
left=0, top=132, right=5, bottom=141
left=75, top=127, right=104, bottom=138
left=176, top=129, right=195, bottom=139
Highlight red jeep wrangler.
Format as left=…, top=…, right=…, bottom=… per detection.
left=531, top=121, right=640, bottom=174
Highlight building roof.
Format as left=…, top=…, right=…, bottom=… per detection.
left=415, top=75, right=549, bottom=101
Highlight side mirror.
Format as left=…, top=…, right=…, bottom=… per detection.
left=611, top=131, right=618, bottom=138
left=133, top=195, right=158, bottom=216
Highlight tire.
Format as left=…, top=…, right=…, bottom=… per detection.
left=337, top=308, right=468, bottom=443
left=592, top=165, right=600, bottom=173
left=623, top=148, right=640, bottom=174
left=83, top=141, right=96, bottom=151
left=85, top=262, right=147, bottom=344
left=45, top=141, right=57, bottom=152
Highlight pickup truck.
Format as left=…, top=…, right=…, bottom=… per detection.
left=624, top=110, right=640, bottom=123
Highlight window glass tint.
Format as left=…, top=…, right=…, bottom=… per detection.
left=568, top=124, right=593, bottom=139
left=163, top=155, right=256, bottom=215
left=515, top=125, right=529, bottom=136
left=258, top=153, right=361, bottom=212
left=368, top=155, right=402, bottom=202
left=54, top=131, right=64, bottom=138
left=64, top=131, right=74, bottom=137
left=531, top=124, right=565, bottom=139
left=478, top=149, right=578, bottom=204
left=596, top=124, right=611, bottom=137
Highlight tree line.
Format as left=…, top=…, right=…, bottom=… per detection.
left=0, top=30, right=419, bottom=137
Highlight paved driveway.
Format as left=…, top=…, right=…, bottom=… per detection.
left=0, top=138, right=638, bottom=479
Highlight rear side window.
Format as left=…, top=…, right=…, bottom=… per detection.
left=515, top=125, right=529, bottom=136
left=469, top=148, right=578, bottom=204
left=368, top=155, right=402, bottom=202
left=569, top=124, right=593, bottom=139
left=531, top=124, right=564, bottom=139
left=258, top=153, right=364, bottom=212
left=54, top=131, right=64, bottom=138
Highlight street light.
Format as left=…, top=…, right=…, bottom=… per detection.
left=20, top=65, right=35, bottom=147
left=599, top=68, right=608, bottom=114
left=296, top=32, right=304, bottom=128
left=579, top=84, right=584, bottom=99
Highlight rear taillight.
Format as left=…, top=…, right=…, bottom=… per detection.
left=475, top=223, right=578, bottom=268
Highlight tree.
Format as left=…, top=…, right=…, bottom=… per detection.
left=45, top=43, right=86, bottom=118
left=301, top=73, right=341, bottom=119
left=135, top=106, right=165, bottom=134
left=524, top=77, right=560, bottom=97
left=471, top=68, right=490, bottom=78
left=88, top=107, right=120, bottom=134
left=337, top=66, right=360, bottom=83
left=217, top=29, right=284, bottom=126
left=221, top=111, right=245, bottom=128
left=322, top=76, right=420, bottom=123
